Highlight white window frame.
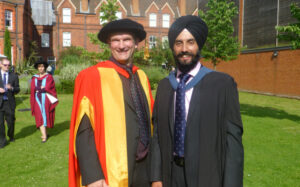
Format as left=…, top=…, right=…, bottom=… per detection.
left=63, top=32, right=71, bottom=47
left=149, top=35, right=156, bottom=49
left=62, top=8, right=71, bottom=23
left=116, top=11, right=122, bottom=20
left=149, top=13, right=157, bottom=27
left=41, top=33, right=50, bottom=48
left=162, top=14, right=170, bottom=28
left=5, top=10, right=13, bottom=30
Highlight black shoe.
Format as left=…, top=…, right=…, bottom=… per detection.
left=0, top=141, right=8, bottom=148
left=9, top=138, right=15, bottom=142
left=41, top=137, right=47, bottom=143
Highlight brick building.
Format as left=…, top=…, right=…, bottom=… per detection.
left=49, top=0, right=198, bottom=61
left=0, top=0, right=34, bottom=65
left=0, top=0, right=198, bottom=64
left=1, top=0, right=300, bottom=97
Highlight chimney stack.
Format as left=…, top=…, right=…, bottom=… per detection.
left=81, top=0, right=88, bottom=12
left=178, top=0, right=186, bottom=16
left=132, top=0, right=140, bottom=15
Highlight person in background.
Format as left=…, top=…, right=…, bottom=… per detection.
left=30, top=60, right=58, bottom=143
left=68, top=18, right=154, bottom=187
left=0, top=58, right=20, bottom=148
left=150, top=15, right=244, bottom=187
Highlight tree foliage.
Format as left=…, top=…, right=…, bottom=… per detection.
left=4, top=28, right=12, bottom=61
left=199, top=0, right=240, bottom=69
left=15, top=41, right=38, bottom=75
left=276, top=3, right=300, bottom=49
left=87, top=0, right=119, bottom=60
left=147, top=40, right=175, bottom=69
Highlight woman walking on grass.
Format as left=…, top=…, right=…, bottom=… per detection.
left=30, top=60, right=58, bottom=143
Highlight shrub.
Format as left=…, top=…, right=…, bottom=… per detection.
left=57, top=63, right=92, bottom=93
left=15, top=41, right=38, bottom=75
left=58, top=79, right=74, bottom=94
left=57, top=46, right=100, bottom=69
left=18, top=74, right=32, bottom=94
left=139, top=65, right=169, bottom=90
left=4, top=28, right=12, bottom=61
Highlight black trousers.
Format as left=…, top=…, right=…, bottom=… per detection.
left=0, top=100, right=15, bottom=148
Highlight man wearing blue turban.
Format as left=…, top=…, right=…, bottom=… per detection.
left=150, top=15, right=244, bottom=187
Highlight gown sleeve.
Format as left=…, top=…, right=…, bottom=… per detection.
left=223, top=78, right=244, bottom=187
left=76, top=114, right=104, bottom=185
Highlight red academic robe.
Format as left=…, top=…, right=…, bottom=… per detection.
left=30, top=74, right=58, bottom=128
left=68, top=61, right=154, bottom=187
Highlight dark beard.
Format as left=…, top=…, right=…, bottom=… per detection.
left=174, top=51, right=200, bottom=74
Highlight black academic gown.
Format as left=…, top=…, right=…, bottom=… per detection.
left=150, top=71, right=244, bottom=187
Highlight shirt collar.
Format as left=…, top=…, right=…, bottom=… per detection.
left=109, top=56, right=139, bottom=75
left=1, top=70, right=8, bottom=75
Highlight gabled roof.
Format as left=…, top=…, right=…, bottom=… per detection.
left=186, top=0, right=198, bottom=15
left=0, top=0, right=25, bottom=5
left=52, top=0, right=198, bottom=17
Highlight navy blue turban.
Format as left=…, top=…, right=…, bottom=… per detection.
left=168, top=15, right=208, bottom=50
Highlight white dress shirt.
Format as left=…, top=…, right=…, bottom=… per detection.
left=175, top=62, right=201, bottom=120
left=1, top=70, right=8, bottom=85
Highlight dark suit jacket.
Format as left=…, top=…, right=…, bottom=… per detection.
left=150, top=71, right=244, bottom=187
left=0, top=71, right=20, bottom=110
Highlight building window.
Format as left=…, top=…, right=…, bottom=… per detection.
left=116, top=11, right=122, bottom=19
left=149, top=13, right=157, bottom=27
left=62, top=8, right=71, bottom=23
left=63, top=32, right=71, bottom=47
left=162, top=14, right=170, bottom=28
left=149, top=35, right=156, bottom=48
left=5, top=10, right=13, bottom=30
left=41, top=33, right=50, bottom=48
left=162, top=36, right=168, bottom=48
left=100, top=11, right=122, bottom=25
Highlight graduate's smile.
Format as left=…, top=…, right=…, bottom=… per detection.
left=109, top=33, right=137, bottom=65
left=177, top=53, right=194, bottom=64
left=173, top=29, right=199, bottom=65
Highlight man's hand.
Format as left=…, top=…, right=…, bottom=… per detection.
left=5, top=84, right=12, bottom=90
left=0, top=88, right=5, bottom=93
left=87, top=179, right=109, bottom=187
left=152, top=181, right=163, bottom=187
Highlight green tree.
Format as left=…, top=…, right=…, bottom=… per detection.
left=87, top=0, right=119, bottom=60
left=148, top=40, right=175, bottom=69
left=276, top=3, right=300, bottom=49
left=199, top=0, right=240, bottom=70
left=4, top=28, right=12, bottom=61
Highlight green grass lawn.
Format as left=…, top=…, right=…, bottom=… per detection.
left=0, top=92, right=299, bottom=186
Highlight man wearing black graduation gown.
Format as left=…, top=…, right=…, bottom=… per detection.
left=150, top=15, right=244, bottom=187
